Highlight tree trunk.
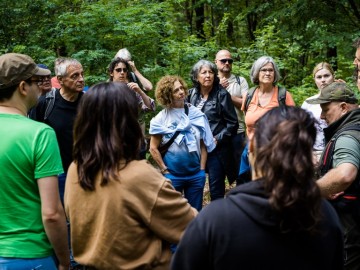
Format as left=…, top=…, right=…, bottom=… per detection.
left=194, top=1, right=205, bottom=38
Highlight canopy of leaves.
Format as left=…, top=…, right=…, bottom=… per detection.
left=1, top=0, right=359, bottom=107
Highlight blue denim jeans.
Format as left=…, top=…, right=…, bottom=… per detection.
left=164, top=170, right=206, bottom=211
left=237, top=143, right=251, bottom=185
left=232, top=132, right=246, bottom=182
left=0, top=256, right=57, bottom=270
left=57, top=173, right=79, bottom=268
left=58, top=172, right=67, bottom=207
left=206, top=149, right=226, bottom=201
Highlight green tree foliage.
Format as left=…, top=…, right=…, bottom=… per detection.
left=0, top=0, right=359, bottom=106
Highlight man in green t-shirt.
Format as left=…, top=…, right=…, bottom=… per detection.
left=0, top=53, right=70, bottom=270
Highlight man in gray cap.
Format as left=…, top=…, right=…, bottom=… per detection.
left=0, top=53, right=70, bottom=269
left=307, top=81, right=360, bottom=270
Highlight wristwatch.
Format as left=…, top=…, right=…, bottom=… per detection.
left=160, top=167, right=168, bottom=174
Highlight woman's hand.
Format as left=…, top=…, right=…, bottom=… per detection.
left=127, top=60, right=137, bottom=72
left=213, top=137, right=218, bottom=145
left=127, top=82, right=141, bottom=93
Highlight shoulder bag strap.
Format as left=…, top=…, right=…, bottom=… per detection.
left=158, top=104, right=189, bottom=156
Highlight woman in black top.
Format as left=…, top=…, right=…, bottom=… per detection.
left=187, top=59, right=238, bottom=201
left=171, top=106, right=344, bottom=270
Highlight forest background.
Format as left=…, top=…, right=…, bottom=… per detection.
left=1, top=0, right=359, bottom=119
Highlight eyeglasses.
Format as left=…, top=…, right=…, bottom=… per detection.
left=115, top=68, right=128, bottom=73
left=260, top=68, right=274, bottom=73
left=219, top=59, right=233, bottom=64
left=29, top=76, right=51, bottom=86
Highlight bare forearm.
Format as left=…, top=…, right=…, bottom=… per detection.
left=317, top=163, right=357, bottom=197
left=200, top=141, right=207, bottom=170
left=150, top=147, right=167, bottom=169
left=149, top=135, right=167, bottom=172
left=138, top=89, right=154, bottom=109
left=231, top=95, right=243, bottom=109
left=133, top=70, right=153, bottom=91
left=43, top=209, right=70, bottom=267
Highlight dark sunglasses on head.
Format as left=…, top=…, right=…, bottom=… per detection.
left=219, top=58, right=233, bottom=64
left=115, top=68, right=128, bottom=73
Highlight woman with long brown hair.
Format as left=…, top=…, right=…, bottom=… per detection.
left=64, top=82, right=196, bottom=270
left=171, top=106, right=343, bottom=270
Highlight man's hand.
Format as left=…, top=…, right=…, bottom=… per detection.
left=219, top=77, right=229, bottom=88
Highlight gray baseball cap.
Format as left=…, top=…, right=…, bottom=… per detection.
left=306, top=82, right=358, bottom=104
left=0, top=53, right=51, bottom=90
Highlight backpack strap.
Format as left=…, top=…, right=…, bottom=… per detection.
left=235, top=75, right=243, bottom=93
left=44, top=88, right=57, bottom=120
left=130, top=72, right=138, bottom=83
left=278, top=86, right=287, bottom=107
left=244, top=86, right=287, bottom=114
left=244, top=87, right=256, bottom=114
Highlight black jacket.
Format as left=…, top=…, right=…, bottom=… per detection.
left=187, top=83, right=238, bottom=145
left=320, top=108, right=360, bottom=213
left=171, top=180, right=343, bottom=270
left=187, top=83, right=238, bottom=182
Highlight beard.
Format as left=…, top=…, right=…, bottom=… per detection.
left=219, top=66, right=231, bottom=73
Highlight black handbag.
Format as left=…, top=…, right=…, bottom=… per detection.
left=158, top=104, right=189, bottom=157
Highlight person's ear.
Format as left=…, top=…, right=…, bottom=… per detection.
left=18, top=81, right=28, bottom=96
left=57, top=75, right=64, bottom=86
left=339, top=102, right=348, bottom=113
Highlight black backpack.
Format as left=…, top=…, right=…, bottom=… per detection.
left=44, top=88, right=57, bottom=120
left=43, top=88, right=83, bottom=120
left=244, top=86, right=287, bottom=113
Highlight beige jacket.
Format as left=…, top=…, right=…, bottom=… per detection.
left=64, top=160, right=197, bottom=270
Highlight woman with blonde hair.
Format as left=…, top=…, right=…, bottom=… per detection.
left=301, top=62, right=336, bottom=162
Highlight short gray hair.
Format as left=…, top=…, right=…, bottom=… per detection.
left=250, top=56, right=281, bottom=85
left=115, top=48, right=132, bottom=61
left=190, top=59, right=219, bottom=86
left=56, top=58, right=82, bottom=76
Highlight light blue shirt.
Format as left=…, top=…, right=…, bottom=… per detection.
left=150, top=105, right=215, bottom=176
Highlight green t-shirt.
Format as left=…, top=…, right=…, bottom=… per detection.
left=333, top=134, right=360, bottom=169
left=0, top=113, right=63, bottom=258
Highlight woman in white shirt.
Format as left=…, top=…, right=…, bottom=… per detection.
left=301, top=62, right=336, bottom=163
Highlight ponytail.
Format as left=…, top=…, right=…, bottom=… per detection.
left=254, top=106, right=321, bottom=233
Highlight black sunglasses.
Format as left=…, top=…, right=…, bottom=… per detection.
left=219, top=58, right=233, bottom=64
left=115, top=68, right=128, bottom=73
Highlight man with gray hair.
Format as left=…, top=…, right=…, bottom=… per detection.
left=307, top=81, right=360, bottom=270
left=30, top=58, right=85, bottom=205
left=115, top=48, right=153, bottom=91
left=0, top=53, right=70, bottom=269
